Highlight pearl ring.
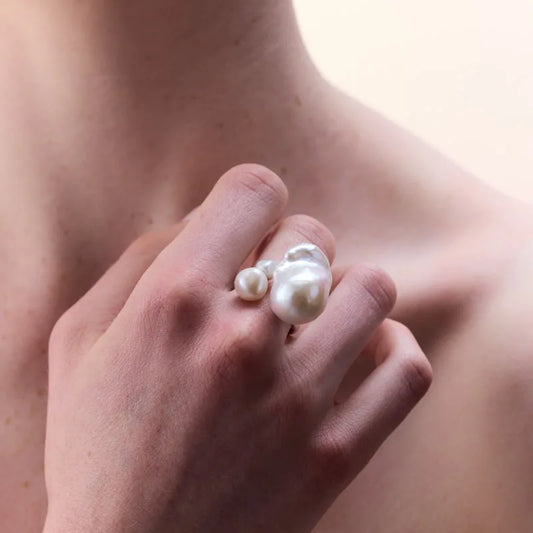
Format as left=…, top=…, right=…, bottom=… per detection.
left=234, top=243, right=332, bottom=325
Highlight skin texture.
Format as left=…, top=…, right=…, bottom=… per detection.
left=0, top=0, right=532, bottom=531
left=43, top=165, right=431, bottom=532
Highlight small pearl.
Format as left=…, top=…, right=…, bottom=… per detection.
left=234, top=267, right=269, bottom=301
left=255, top=259, right=278, bottom=280
left=270, top=243, right=332, bottom=324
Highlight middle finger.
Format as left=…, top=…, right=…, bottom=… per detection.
left=228, top=214, right=336, bottom=342
left=145, top=164, right=288, bottom=290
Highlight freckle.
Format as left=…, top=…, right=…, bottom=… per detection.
left=216, top=122, right=224, bottom=130
left=22, top=481, right=29, bottom=489
left=59, top=272, right=67, bottom=282
left=233, top=39, right=240, bottom=46
left=147, top=216, right=154, bottom=225
left=294, top=95, right=302, bottom=107
left=87, top=451, right=92, bottom=457
left=280, top=166, right=288, bottom=177
left=4, top=417, right=11, bottom=425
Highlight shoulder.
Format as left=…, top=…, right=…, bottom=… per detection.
left=462, top=221, right=533, bottom=522
left=460, top=197, right=533, bottom=370
left=399, top=194, right=533, bottom=410
left=459, top=201, right=533, bottom=449
left=469, top=226, right=533, bottom=381
left=472, top=199, right=533, bottom=344
left=436, top=205, right=533, bottom=525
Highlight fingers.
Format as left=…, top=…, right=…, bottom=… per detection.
left=146, top=164, right=288, bottom=290
left=227, top=214, right=336, bottom=344
left=290, top=263, right=397, bottom=393
left=54, top=222, right=187, bottom=352
left=310, top=319, right=432, bottom=486
left=253, top=214, right=336, bottom=269
left=53, top=164, right=287, bottom=352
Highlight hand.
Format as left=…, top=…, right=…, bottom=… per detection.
left=43, top=164, right=432, bottom=533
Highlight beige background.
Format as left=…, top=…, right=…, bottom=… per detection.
left=293, top=0, right=533, bottom=202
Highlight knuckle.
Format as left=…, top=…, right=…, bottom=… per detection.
left=223, top=164, right=288, bottom=208
left=349, top=263, right=397, bottom=315
left=310, top=433, right=353, bottom=484
left=48, top=314, right=70, bottom=351
left=387, top=318, right=411, bottom=336
left=48, top=312, right=85, bottom=355
left=227, top=317, right=266, bottom=356
left=210, top=316, right=270, bottom=380
left=128, top=225, right=182, bottom=258
left=284, top=380, right=320, bottom=420
left=141, top=273, right=208, bottom=329
left=129, top=232, right=163, bottom=255
left=397, top=349, right=433, bottom=402
left=128, top=233, right=166, bottom=258
left=282, top=215, right=336, bottom=261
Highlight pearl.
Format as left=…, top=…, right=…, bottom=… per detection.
left=270, top=243, right=332, bottom=325
left=255, top=259, right=278, bottom=280
left=234, top=267, right=269, bottom=301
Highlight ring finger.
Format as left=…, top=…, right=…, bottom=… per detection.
left=289, top=263, right=397, bottom=396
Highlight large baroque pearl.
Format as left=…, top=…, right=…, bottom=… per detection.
left=270, top=243, right=332, bottom=325
left=234, top=267, right=269, bottom=301
left=255, top=259, right=278, bottom=280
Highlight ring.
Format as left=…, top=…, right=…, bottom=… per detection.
left=234, top=243, right=332, bottom=325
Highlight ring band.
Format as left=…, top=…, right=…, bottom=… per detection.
left=234, top=243, right=332, bottom=325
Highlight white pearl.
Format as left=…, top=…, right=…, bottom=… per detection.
left=255, top=259, right=278, bottom=280
left=270, top=243, right=332, bottom=325
left=234, top=267, right=269, bottom=301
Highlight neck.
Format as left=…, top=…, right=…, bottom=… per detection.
left=0, top=1, right=329, bottom=281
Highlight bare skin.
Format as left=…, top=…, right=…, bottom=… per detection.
left=43, top=166, right=432, bottom=532
left=1, top=0, right=532, bottom=531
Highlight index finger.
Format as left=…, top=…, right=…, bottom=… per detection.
left=150, top=164, right=288, bottom=289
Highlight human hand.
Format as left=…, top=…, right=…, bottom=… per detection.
left=43, top=164, right=432, bottom=533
